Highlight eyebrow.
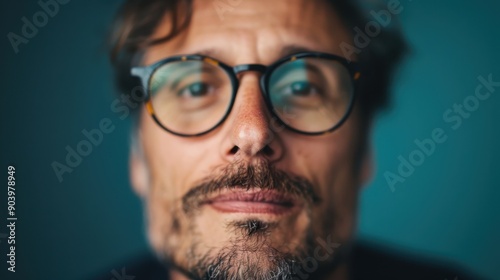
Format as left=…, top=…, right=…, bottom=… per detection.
left=166, top=63, right=214, bottom=90
left=193, top=48, right=220, bottom=58
left=269, top=60, right=324, bottom=87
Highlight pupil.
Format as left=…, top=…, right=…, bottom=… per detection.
left=292, top=81, right=309, bottom=95
left=190, top=83, right=206, bottom=96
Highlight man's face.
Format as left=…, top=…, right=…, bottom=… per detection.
left=131, top=0, right=370, bottom=278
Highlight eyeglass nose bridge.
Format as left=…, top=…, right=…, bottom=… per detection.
left=233, top=64, right=268, bottom=75
left=227, top=63, right=275, bottom=129
left=230, top=64, right=269, bottom=101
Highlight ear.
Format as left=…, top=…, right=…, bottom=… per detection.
left=129, top=144, right=149, bottom=198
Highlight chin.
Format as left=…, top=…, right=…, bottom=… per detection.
left=174, top=210, right=328, bottom=279
left=187, top=218, right=312, bottom=280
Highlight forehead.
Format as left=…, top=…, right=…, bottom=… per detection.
left=143, top=0, right=353, bottom=65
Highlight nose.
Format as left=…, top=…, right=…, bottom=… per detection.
left=220, top=73, right=284, bottom=163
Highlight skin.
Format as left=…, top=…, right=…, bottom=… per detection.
left=130, top=0, right=373, bottom=279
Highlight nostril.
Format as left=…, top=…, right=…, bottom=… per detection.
left=262, top=146, right=274, bottom=156
left=229, top=146, right=239, bottom=155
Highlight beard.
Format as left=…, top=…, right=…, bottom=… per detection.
left=151, top=160, right=344, bottom=280
left=189, top=239, right=311, bottom=280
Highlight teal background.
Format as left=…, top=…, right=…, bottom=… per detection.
left=1, top=0, right=499, bottom=279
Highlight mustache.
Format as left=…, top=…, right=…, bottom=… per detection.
left=182, top=160, right=320, bottom=214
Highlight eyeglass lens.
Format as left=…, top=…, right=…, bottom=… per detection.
left=148, top=57, right=354, bottom=135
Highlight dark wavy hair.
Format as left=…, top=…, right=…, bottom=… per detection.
left=108, top=0, right=408, bottom=121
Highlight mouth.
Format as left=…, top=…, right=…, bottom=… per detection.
left=202, top=189, right=301, bottom=215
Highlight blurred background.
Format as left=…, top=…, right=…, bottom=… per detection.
left=1, top=0, right=499, bottom=279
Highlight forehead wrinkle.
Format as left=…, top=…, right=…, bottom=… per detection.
left=144, top=0, right=353, bottom=65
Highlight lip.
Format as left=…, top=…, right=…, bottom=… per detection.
left=202, top=189, right=300, bottom=215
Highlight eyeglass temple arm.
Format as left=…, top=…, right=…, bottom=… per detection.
left=131, top=67, right=153, bottom=90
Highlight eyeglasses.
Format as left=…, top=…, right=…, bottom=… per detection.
left=131, top=52, right=361, bottom=137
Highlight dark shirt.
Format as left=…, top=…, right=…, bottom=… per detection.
left=92, top=241, right=484, bottom=280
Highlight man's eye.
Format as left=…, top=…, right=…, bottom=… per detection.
left=178, top=82, right=212, bottom=97
left=284, top=81, right=319, bottom=96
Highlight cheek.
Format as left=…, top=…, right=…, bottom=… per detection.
left=146, top=182, right=177, bottom=254
left=282, top=116, right=363, bottom=239
left=286, top=119, right=362, bottom=189
left=140, top=109, right=216, bottom=194
left=140, top=110, right=226, bottom=253
left=139, top=111, right=191, bottom=252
